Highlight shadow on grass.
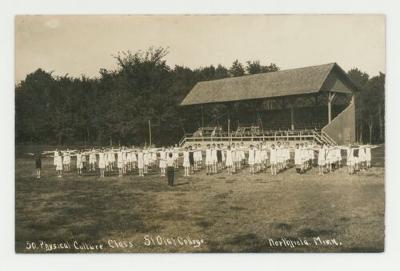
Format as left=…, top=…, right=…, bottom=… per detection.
left=175, top=182, right=189, bottom=186
left=275, top=222, right=292, bottom=231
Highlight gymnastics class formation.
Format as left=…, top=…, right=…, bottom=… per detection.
left=42, top=141, right=374, bottom=178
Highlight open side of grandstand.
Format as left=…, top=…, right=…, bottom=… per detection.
left=179, top=63, right=358, bottom=147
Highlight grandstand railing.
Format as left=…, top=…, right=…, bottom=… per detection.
left=178, top=129, right=335, bottom=147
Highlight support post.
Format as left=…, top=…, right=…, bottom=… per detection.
left=327, top=92, right=336, bottom=123
left=227, top=103, right=231, bottom=142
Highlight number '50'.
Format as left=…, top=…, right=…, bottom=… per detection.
left=26, top=241, right=37, bottom=250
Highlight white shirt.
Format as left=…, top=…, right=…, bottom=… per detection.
left=167, top=156, right=174, bottom=167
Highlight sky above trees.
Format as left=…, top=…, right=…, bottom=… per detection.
left=15, top=15, right=385, bottom=82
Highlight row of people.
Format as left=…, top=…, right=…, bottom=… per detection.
left=49, top=142, right=373, bottom=178
left=53, top=146, right=181, bottom=178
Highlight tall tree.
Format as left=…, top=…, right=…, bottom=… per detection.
left=245, top=61, right=280, bottom=74
left=229, top=60, right=245, bottom=77
left=347, top=68, right=370, bottom=143
left=362, top=73, right=385, bottom=143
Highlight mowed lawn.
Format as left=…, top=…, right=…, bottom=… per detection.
left=15, top=146, right=385, bottom=253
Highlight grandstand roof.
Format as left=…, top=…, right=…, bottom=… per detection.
left=180, top=62, right=358, bottom=106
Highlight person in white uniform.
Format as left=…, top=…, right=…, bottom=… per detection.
left=145, top=150, right=151, bottom=174
left=261, top=142, right=268, bottom=172
left=211, top=144, right=218, bottom=174
left=358, top=146, right=366, bottom=171
left=205, top=144, right=212, bottom=175
left=131, top=150, right=137, bottom=170
left=98, top=149, right=106, bottom=178
left=89, top=149, right=96, bottom=172
left=137, top=150, right=144, bottom=177
left=196, top=144, right=203, bottom=171
left=347, top=145, right=356, bottom=174
left=159, top=148, right=166, bottom=177
left=248, top=145, right=255, bottom=174
left=183, top=147, right=190, bottom=177
left=269, top=144, right=277, bottom=175
left=366, top=146, right=372, bottom=168
left=318, top=144, right=326, bottom=175
left=173, top=146, right=179, bottom=169
left=294, top=144, right=303, bottom=174
left=55, top=151, right=63, bottom=177
left=225, top=145, right=234, bottom=174
left=231, top=143, right=237, bottom=173
left=63, top=149, right=71, bottom=172
left=53, top=149, right=58, bottom=169
left=117, top=149, right=124, bottom=177
left=76, top=151, right=83, bottom=176
left=220, top=143, right=226, bottom=170
left=255, top=144, right=261, bottom=173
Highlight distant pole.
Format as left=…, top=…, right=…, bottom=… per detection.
left=227, top=105, right=231, bottom=142
left=290, top=106, right=294, bottom=130
left=228, top=118, right=231, bottom=142
left=148, top=119, right=152, bottom=146
left=328, top=92, right=332, bottom=123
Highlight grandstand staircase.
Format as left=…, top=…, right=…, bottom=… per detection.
left=312, top=130, right=337, bottom=146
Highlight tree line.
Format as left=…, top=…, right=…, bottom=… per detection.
left=15, top=47, right=385, bottom=147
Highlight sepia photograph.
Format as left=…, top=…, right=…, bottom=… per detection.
left=14, top=14, right=385, bottom=253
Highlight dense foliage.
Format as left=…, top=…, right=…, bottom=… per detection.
left=15, top=47, right=385, bottom=146
left=347, top=68, right=385, bottom=144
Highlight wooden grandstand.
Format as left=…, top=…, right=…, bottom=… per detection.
left=179, top=63, right=358, bottom=147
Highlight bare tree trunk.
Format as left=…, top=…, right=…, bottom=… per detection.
left=369, top=118, right=373, bottom=144
left=86, top=127, right=90, bottom=145
left=378, top=104, right=384, bottom=142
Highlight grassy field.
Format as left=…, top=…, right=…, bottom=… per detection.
left=15, top=146, right=385, bottom=253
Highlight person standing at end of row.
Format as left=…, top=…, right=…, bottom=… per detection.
left=166, top=152, right=175, bottom=186
left=56, top=151, right=63, bottom=177
left=35, top=151, right=42, bottom=179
